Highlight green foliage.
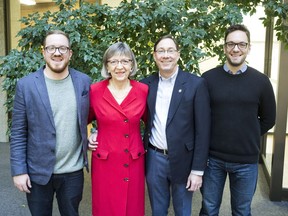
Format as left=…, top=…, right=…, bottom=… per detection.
left=1, top=50, right=44, bottom=112
left=261, top=0, right=288, bottom=46
left=0, top=0, right=288, bottom=135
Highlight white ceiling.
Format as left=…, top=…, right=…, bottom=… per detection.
left=36, top=0, right=54, bottom=3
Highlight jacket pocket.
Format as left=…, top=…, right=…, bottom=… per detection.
left=93, top=148, right=109, bottom=160
left=130, top=148, right=146, bottom=160
left=185, top=141, right=194, bottom=151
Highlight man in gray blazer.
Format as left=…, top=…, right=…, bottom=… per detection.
left=10, top=30, right=91, bottom=216
left=141, top=35, right=211, bottom=216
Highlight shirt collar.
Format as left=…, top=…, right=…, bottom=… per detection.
left=159, top=67, right=178, bottom=84
left=224, top=63, right=247, bottom=75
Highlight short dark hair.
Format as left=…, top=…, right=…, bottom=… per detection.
left=153, top=34, right=179, bottom=51
left=43, top=30, right=71, bottom=47
left=224, top=24, right=250, bottom=43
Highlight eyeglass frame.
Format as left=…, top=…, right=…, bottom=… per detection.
left=224, top=42, right=249, bottom=50
left=155, top=48, right=179, bottom=55
left=107, top=59, right=133, bottom=66
left=44, top=45, right=70, bottom=54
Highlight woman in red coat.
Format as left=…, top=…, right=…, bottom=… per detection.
left=88, top=42, right=148, bottom=216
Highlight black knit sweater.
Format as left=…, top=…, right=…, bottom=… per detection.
left=202, top=66, right=276, bottom=163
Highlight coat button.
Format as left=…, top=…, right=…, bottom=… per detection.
left=124, top=134, right=129, bottom=138
left=97, top=153, right=101, bottom=158
left=124, top=177, right=129, bottom=181
left=138, top=152, right=141, bottom=156
left=124, top=163, right=129, bottom=168
left=124, top=119, right=129, bottom=123
left=124, top=149, right=129, bottom=153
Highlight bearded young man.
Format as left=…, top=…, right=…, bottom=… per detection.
left=200, top=24, right=276, bottom=216
left=10, top=30, right=91, bottom=216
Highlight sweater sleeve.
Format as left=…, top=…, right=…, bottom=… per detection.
left=258, top=77, right=276, bottom=135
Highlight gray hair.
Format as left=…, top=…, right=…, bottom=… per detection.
left=101, top=42, right=138, bottom=78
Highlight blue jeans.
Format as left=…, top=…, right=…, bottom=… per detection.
left=26, top=169, right=84, bottom=216
left=146, top=148, right=193, bottom=216
left=199, top=157, right=258, bottom=216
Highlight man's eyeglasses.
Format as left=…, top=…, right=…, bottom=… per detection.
left=155, top=49, right=178, bottom=55
left=225, top=42, right=249, bottom=50
left=45, top=46, right=70, bottom=54
left=107, top=59, right=132, bottom=66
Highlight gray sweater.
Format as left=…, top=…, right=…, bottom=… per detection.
left=45, top=74, right=83, bottom=174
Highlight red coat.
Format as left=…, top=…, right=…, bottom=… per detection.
left=89, top=79, right=148, bottom=216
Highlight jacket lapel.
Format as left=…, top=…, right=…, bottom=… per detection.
left=121, top=86, right=137, bottom=109
left=147, top=75, right=159, bottom=117
left=70, top=69, right=82, bottom=125
left=34, top=69, right=56, bottom=129
left=166, top=70, right=186, bottom=127
left=102, top=80, right=135, bottom=117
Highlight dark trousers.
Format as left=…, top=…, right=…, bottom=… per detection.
left=146, top=148, right=193, bottom=216
left=26, top=169, right=84, bottom=216
left=199, top=157, right=258, bottom=216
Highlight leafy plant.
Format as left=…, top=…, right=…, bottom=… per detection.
left=0, top=0, right=288, bottom=136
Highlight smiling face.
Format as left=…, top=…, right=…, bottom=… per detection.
left=42, top=33, right=72, bottom=74
left=153, top=38, right=180, bottom=78
left=224, top=30, right=250, bottom=70
left=107, top=54, right=133, bottom=83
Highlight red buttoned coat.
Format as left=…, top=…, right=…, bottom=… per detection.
left=89, top=79, right=148, bottom=216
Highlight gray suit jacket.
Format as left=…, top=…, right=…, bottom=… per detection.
left=141, top=69, right=211, bottom=183
left=10, top=67, right=91, bottom=185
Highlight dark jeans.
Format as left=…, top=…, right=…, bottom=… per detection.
left=146, top=148, right=193, bottom=216
left=200, top=157, right=258, bottom=216
left=26, top=169, right=84, bottom=216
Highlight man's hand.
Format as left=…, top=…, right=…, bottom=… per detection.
left=186, top=173, right=202, bottom=192
left=13, top=174, right=31, bottom=193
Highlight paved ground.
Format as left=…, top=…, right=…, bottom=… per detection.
left=1, top=142, right=288, bottom=215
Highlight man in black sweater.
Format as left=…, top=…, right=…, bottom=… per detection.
left=199, top=24, right=276, bottom=216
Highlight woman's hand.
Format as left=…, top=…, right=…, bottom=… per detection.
left=88, top=131, right=98, bottom=151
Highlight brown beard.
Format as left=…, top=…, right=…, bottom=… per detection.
left=45, top=61, right=69, bottom=74
left=227, top=57, right=245, bottom=67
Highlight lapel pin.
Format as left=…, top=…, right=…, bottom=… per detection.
left=178, top=89, right=182, bottom=93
